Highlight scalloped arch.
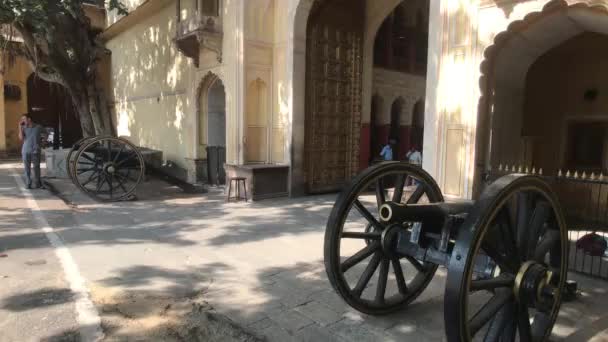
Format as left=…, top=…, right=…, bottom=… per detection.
left=476, top=0, right=608, bottom=171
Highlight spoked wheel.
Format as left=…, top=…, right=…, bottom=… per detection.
left=67, top=136, right=100, bottom=182
left=445, top=174, right=568, bottom=342
left=73, top=136, right=145, bottom=202
left=324, top=162, right=443, bottom=315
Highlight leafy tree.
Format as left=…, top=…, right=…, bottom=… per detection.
left=0, top=0, right=128, bottom=136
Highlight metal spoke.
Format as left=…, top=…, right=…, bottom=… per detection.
left=483, top=301, right=515, bottom=342
left=526, top=201, right=551, bottom=259
left=392, top=174, right=406, bottom=203
left=113, top=142, right=126, bottom=163
left=77, top=167, right=96, bottom=175
left=404, top=256, right=425, bottom=273
left=106, top=140, right=112, bottom=162
left=375, top=259, right=389, bottom=304
left=115, top=171, right=139, bottom=183
left=469, top=289, right=512, bottom=336
left=470, top=274, right=514, bottom=292
left=352, top=252, right=382, bottom=298
left=407, top=184, right=425, bottom=204
left=392, top=258, right=408, bottom=295
left=497, top=207, right=519, bottom=259
left=107, top=173, right=114, bottom=198
left=375, top=178, right=386, bottom=208
left=81, top=172, right=100, bottom=187
left=516, top=192, right=532, bottom=259
left=482, top=239, right=518, bottom=273
left=95, top=173, right=106, bottom=192
left=80, top=152, right=96, bottom=163
left=534, top=229, right=560, bottom=263
left=341, top=242, right=379, bottom=272
left=115, top=174, right=129, bottom=193
left=341, top=232, right=381, bottom=240
left=115, top=152, right=136, bottom=167
left=353, top=200, right=384, bottom=231
left=517, top=303, right=532, bottom=342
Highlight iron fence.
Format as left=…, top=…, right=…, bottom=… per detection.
left=489, top=165, right=608, bottom=280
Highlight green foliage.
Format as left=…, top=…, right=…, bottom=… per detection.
left=0, top=1, right=127, bottom=29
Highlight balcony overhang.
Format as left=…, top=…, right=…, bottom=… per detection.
left=174, top=15, right=222, bottom=67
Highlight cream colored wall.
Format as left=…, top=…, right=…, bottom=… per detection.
left=244, top=0, right=278, bottom=163
left=2, top=56, right=31, bottom=153
left=428, top=0, right=575, bottom=198
left=372, top=68, right=426, bottom=125
left=107, top=3, right=196, bottom=168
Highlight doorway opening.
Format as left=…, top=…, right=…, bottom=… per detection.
left=26, top=74, right=82, bottom=148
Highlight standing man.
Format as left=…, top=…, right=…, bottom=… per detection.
left=18, top=114, right=44, bottom=189
left=405, top=144, right=422, bottom=166
left=380, top=140, right=394, bottom=161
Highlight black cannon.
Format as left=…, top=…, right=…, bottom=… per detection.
left=324, top=162, right=567, bottom=342
left=66, top=136, right=145, bottom=202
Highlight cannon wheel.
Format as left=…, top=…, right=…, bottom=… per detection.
left=73, top=136, right=145, bottom=202
left=324, top=162, right=443, bottom=315
left=445, top=174, right=568, bottom=342
left=66, top=136, right=101, bottom=182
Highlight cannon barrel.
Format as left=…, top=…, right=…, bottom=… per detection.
left=379, top=201, right=473, bottom=224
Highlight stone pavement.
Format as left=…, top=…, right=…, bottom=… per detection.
left=3, top=161, right=608, bottom=341
left=0, top=162, right=80, bottom=341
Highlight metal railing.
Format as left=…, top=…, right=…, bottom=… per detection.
left=489, top=165, right=608, bottom=280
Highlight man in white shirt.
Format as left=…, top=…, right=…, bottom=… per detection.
left=406, top=145, right=422, bottom=166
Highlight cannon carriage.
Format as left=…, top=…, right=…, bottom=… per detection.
left=66, top=136, right=146, bottom=202
left=324, top=162, right=567, bottom=342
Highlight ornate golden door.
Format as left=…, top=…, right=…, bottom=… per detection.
left=305, top=1, right=363, bottom=193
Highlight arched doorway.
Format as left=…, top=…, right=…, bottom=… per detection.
left=304, top=0, right=366, bottom=193
left=26, top=74, right=82, bottom=148
left=207, top=79, right=226, bottom=185
left=476, top=1, right=608, bottom=195
left=198, top=73, right=226, bottom=185
left=296, top=0, right=430, bottom=194
left=371, top=0, right=430, bottom=164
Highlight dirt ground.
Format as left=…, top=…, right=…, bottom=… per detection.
left=89, top=284, right=262, bottom=342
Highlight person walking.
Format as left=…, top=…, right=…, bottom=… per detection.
left=380, top=140, right=394, bottom=161
left=18, top=114, right=44, bottom=189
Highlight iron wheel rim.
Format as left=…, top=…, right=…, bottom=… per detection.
left=445, top=174, right=568, bottom=342
left=324, top=162, right=443, bottom=315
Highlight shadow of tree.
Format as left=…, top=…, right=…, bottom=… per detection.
left=2, top=288, right=74, bottom=312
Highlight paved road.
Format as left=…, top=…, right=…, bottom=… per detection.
left=0, top=163, right=80, bottom=341
left=1, top=161, right=608, bottom=341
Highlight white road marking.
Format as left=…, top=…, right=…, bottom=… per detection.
left=11, top=169, right=103, bottom=341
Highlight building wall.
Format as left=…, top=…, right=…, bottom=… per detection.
left=106, top=3, right=197, bottom=169
left=100, top=0, right=605, bottom=198
left=2, top=55, right=31, bottom=153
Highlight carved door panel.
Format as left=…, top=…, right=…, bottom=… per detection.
left=305, top=23, right=363, bottom=193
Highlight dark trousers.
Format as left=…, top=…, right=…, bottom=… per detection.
left=23, top=151, right=41, bottom=187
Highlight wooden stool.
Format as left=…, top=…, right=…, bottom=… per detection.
left=227, top=177, right=248, bottom=202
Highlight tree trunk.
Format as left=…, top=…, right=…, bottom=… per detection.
left=67, top=80, right=113, bottom=138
